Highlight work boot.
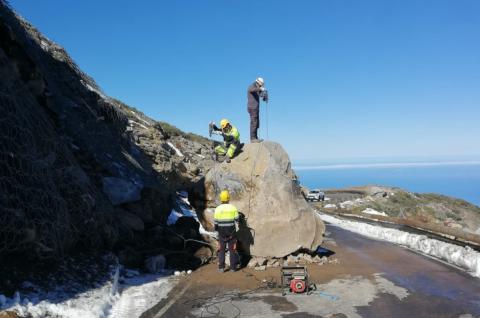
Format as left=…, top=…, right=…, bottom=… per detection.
left=251, top=139, right=263, bottom=143
left=218, top=267, right=225, bottom=273
left=224, top=157, right=231, bottom=163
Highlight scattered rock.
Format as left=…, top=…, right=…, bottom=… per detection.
left=286, top=255, right=298, bottom=265
left=0, top=312, right=18, bottom=318
left=193, top=246, right=213, bottom=265
left=247, top=258, right=258, bottom=268
left=266, top=259, right=280, bottom=267
left=254, top=265, right=266, bottom=271
left=145, top=255, right=166, bottom=273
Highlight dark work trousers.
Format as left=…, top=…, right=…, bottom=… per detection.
left=248, top=108, right=260, bottom=141
left=218, top=235, right=238, bottom=270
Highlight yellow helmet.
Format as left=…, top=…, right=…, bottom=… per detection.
left=219, top=190, right=230, bottom=203
left=220, top=119, right=230, bottom=129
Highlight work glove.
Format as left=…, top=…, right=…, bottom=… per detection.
left=235, top=222, right=239, bottom=232
left=260, top=86, right=265, bottom=92
left=260, top=90, right=269, bottom=102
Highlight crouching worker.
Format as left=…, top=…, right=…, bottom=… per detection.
left=210, top=119, right=240, bottom=163
left=214, top=190, right=239, bottom=272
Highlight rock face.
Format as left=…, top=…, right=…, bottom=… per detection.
left=204, top=142, right=325, bottom=257
left=0, top=1, right=214, bottom=266
left=102, top=177, right=142, bottom=205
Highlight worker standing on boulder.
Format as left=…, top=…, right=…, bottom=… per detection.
left=214, top=190, right=240, bottom=272
left=209, top=119, right=240, bottom=163
left=247, top=77, right=268, bottom=143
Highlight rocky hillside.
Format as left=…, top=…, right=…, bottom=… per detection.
left=0, top=0, right=216, bottom=271
left=0, top=1, right=325, bottom=295
left=317, top=185, right=480, bottom=244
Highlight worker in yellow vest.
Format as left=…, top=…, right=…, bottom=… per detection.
left=210, top=119, right=240, bottom=163
left=214, top=190, right=239, bottom=272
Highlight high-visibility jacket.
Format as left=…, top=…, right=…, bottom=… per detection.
left=214, top=203, right=239, bottom=237
left=223, top=126, right=240, bottom=146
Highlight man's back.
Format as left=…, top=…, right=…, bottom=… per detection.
left=247, top=82, right=260, bottom=110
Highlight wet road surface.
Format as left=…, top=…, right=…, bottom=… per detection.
left=143, top=224, right=480, bottom=318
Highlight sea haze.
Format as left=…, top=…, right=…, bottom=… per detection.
left=294, top=160, right=480, bottom=207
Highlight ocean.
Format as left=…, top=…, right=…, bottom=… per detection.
left=294, top=161, right=480, bottom=207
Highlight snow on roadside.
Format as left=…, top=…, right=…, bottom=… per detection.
left=319, top=213, right=480, bottom=278
left=0, top=267, right=175, bottom=318
left=361, top=208, right=387, bottom=217
left=108, top=273, right=174, bottom=318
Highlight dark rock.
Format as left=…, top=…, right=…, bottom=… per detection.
left=102, top=177, right=142, bottom=205
left=118, top=247, right=143, bottom=268
left=117, top=210, right=145, bottom=232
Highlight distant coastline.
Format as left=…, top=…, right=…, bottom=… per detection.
left=295, top=161, right=480, bottom=207
left=294, top=160, right=480, bottom=171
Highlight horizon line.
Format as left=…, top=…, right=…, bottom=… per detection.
left=293, top=160, right=480, bottom=171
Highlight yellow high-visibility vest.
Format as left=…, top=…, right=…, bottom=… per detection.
left=214, top=203, right=239, bottom=227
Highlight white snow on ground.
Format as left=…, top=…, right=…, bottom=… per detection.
left=108, top=273, right=173, bottom=318
left=129, top=110, right=151, bottom=127
left=0, top=267, right=175, bottom=318
left=362, top=208, right=387, bottom=217
left=339, top=198, right=366, bottom=209
left=128, top=119, right=149, bottom=130
left=324, top=204, right=337, bottom=209
left=319, top=213, right=480, bottom=278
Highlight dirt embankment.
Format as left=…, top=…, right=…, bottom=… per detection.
left=312, top=185, right=480, bottom=246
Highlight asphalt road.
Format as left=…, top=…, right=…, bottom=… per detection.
left=143, top=224, right=480, bottom=318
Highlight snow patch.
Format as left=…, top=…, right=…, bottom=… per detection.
left=108, top=273, right=173, bottom=318
left=0, top=267, right=175, bottom=318
left=324, top=204, right=337, bottom=209
left=127, top=119, right=149, bottom=130
left=362, top=208, right=387, bottom=217
left=129, top=110, right=151, bottom=127
left=319, top=213, right=480, bottom=278
left=166, top=142, right=184, bottom=157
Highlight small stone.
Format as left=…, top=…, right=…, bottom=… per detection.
left=286, top=255, right=297, bottom=265
left=247, top=258, right=258, bottom=268
left=255, top=265, right=266, bottom=271
left=257, top=257, right=267, bottom=266
left=267, top=259, right=280, bottom=267
left=145, top=255, right=166, bottom=274
left=303, top=254, right=313, bottom=264
left=174, top=271, right=181, bottom=276
left=187, top=270, right=192, bottom=274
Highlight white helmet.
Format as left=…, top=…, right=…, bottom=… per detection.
left=255, top=77, right=264, bottom=86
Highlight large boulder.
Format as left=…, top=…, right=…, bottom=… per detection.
left=204, top=141, right=325, bottom=257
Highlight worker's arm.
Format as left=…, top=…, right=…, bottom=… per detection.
left=260, top=90, right=269, bottom=102
left=234, top=207, right=240, bottom=232
left=214, top=208, right=219, bottom=231
left=210, top=123, right=223, bottom=136
left=248, top=84, right=263, bottom=94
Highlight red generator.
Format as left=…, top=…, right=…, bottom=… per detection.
left=280, top=266, right=311, bottom=295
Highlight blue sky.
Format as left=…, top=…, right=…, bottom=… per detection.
left=9, top=0, right=480, bottom=161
